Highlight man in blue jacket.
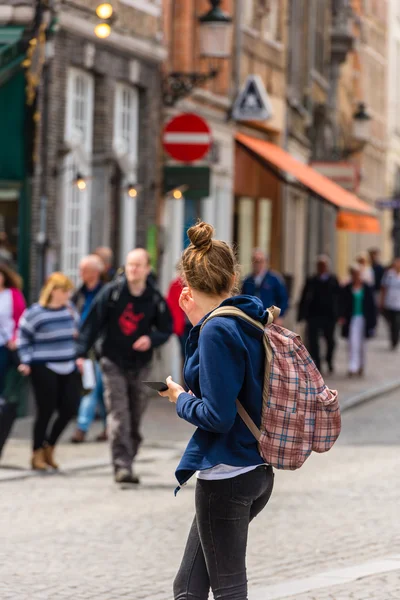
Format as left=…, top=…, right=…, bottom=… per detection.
left=242, top=249, right=288, bottom=320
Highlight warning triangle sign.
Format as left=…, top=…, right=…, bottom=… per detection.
left=232, top=75, right=273, bottom=122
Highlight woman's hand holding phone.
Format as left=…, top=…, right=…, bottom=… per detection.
left=158, top=376, right=185, bottom=404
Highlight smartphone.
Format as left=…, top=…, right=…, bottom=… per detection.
left=143, top=381, right=169, bottom=392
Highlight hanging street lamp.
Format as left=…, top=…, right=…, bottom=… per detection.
left=198, top=0, right=233, bottom=59
left=163, top=0, right=233, bottom=107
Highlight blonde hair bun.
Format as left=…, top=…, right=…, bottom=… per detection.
left=188, top=221, right=214, bottom=253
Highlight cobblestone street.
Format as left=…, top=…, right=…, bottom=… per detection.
left=1, top=373, right=399, bottom=600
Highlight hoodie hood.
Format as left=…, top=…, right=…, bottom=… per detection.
left=220, top=295, right=268, bottom=323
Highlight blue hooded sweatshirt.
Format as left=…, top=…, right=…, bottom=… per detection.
left=175, top=295, right=267, bottom=491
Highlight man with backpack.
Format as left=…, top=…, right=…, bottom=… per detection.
left=76, top=248, right=172, bottom=484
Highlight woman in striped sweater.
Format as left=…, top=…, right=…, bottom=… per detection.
left=17, top=273, right=81, bottom=471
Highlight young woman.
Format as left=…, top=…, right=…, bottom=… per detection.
left=340, top=264, right=377, bottom=377
left=0, top=264, right=26, bottom=395
left=17, top=272, right=81, bottom=471
left=160, top=222, right=274, bottom=600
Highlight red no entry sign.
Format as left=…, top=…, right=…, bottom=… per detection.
left=163, top=113, right=212, bottom=163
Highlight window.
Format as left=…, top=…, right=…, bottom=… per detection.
left=288, top=0, right=307, bottom=100
left=262, top=0, right=279, bottom=41
left=395, top=42, right=400, bottom=134
left=243, top=0, right=254, bottom=28
left=62, top=68, right=94, bottom=283
left=114, top=84, right=140, bottom=262
left=314, top=0, right=327, bottom=76
left=114, top=84, right=139, bottom=160
left=65, top=68, right=94, bottom=153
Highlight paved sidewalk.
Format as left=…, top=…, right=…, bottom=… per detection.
left=1, top=325, right=398, bottom=477
left=315, top=325, right=400, bottom=409
left=1, top=389, right=399, bottom=599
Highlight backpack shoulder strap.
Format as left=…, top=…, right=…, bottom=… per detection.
left=200, top=305, right=279, bottom=332
left=108, top=276, right=125, bottom=308
left=199, top=305, right=278, bottom=443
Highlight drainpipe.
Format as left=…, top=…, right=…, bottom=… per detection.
left=232, top=0, right=243, bottom=98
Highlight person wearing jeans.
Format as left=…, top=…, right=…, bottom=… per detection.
left=75, top=361, right=106, bottom=436
left=173, top=466, right=274, bottom=600
left=160, top=222, right=274, bottom=600
left=70, top=255, right=106, bottom=443
left=381, top=257, right=400, bottom=350
left=17, top=272, right=80, bottom=471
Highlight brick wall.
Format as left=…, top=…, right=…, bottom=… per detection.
left=30, top=16, right=163, bottom=292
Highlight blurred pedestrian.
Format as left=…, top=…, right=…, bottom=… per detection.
left=340, top=264, right=377, bottom=377
left=298, top=255, right=340, bottom=373
left=380, top=257, right=400, bottom=350
left=0, top=233, right=13, bottom=266
left=356, top=252, right=375, bottom=287
left=159, top=222, right=274, bottom=600
left=70, top=255, right=107, bottom=444
left=76, top=248, right=172, bottom=485
left=17, top=273, right=81, bottom=471
left=166, top=274, right=191, bottom=360
left=94, top=246, right=115, bottom=282
left=242, top=248, right=288, bottom=322
left=0, top=264, right=25, bottom=394
left=368, top=247, right=385, bottom=294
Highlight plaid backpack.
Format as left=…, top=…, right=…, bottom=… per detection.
left=201, top=306, right=341, bottom=470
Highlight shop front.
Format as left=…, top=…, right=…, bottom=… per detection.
left=0, top=25, right=32, bottom=293
left=234, top=132, right=381, bottom=319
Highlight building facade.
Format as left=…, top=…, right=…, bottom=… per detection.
left=233, top=0, right=288, bottom=277
left=159, top=0, right=236, bottom=294
left=35, top=0, right=166, bottom=292
left=385, top=0, right=399, bottom=260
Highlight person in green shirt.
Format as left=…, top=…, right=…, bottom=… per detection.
left=339, top=264, right=377, bottom=377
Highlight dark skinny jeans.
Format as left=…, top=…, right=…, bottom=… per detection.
left=174, top=464, right=274, bottom=600
left=31, top=365, right=80, bottom=451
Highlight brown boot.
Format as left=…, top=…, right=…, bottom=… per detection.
left=43, top=445, right=59, bottom=470
left=31, top=449, right=49, bottom=471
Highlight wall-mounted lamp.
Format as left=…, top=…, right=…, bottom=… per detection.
left=163, top=0, right=232, bottom=106
left=166, top=185, right=188, bottom=200
left=94, top=2, right=115, bottom=39
left=74, top=172, right=88, bottom=190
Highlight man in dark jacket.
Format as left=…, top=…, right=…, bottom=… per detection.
left=71, top=254, right=106, bottom=443
left=368, top=247, right=385, bottom=294
left=76, top=248, right=172, bottom=484
left=242, top=249, right=288, bottom=321
left=298, top=255, right=340, bottom=373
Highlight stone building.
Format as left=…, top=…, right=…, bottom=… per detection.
left=160, top=0, right=236, bottom=293
left=1, top=0, right=166, bottom=296
left=284, top=0, right=384, bottom=306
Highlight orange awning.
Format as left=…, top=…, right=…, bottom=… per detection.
left=236, top=133, right=380, bottom=234
left=336, top=211, right=381, bottom=234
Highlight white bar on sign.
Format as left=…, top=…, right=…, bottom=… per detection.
left=164, top=133, right=211, bottom=144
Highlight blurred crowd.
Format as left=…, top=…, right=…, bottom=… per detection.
left=1, top=240, right=399, bottom=479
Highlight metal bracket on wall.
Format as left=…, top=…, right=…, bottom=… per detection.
left=162, top=70, right=218, bottom=107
